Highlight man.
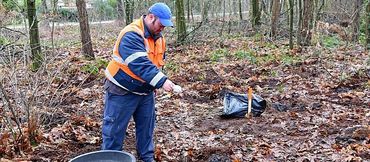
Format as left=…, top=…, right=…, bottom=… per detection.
left=102, top=3, right=176, bottom=162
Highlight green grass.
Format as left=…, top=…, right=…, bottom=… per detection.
left=210, top=48, right=229, bottom=62
left=364, top=80, right=370, bottom=89
left=225, top=33, right=243, bottom=39
left=277, top=84, right=284, bottom=93
left=196, top=73, right=206, bottom=81
left=165, top=60, right=180, bottom=73
left=81, top=58, right=108, bottom=75
left=281, top=54, right=296, bottom=65
left=256, top=54, right=276, bottom=65
left=270, top=70, right=278, bottom=77
left=264, top=42, right=277, bottom=49
left=252, top=33, right=263, bottom=42
left=0, top=36, right=9, bottom=45
left=322, top=35, right=343, bottom=48
left=339, top=72, right=349, bottom=82
left=233, top=50, right=257, bottom=64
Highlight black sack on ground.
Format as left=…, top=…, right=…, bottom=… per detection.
left=221, top=91, right=267, bottom=118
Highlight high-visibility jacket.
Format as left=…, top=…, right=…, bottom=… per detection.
left=105, top=16, right=167, bottom=95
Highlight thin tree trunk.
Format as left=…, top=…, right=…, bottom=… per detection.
left=125, top=0, right=134, bottom=25
left=297, top=0, right=302, bottom=44
left=282, top=0, right=287, bottom=20
left=366, top=1, right=370, bottom=50
left=232, top=0, right=236, bottom=17
left=352, top=0, right=363, bottom=42
left=315, top=0, right=325, bottom=23
left=117, top=0, right=124, bottom=23
left=251, top=0, right=261, bottom=29
left=313, top=0, right=318, bottom=32
left=176, top=0, right=187, bottom=42
left=271, top=0, right=280, bottom=39
left=239, top=0, right=243, bottom=20
left=228, top=0, right=232, bottom=34
left=299, top=0, right=314, bottom=46
left=201, top=0, right=210, bottom=23
left=220, top=0, right=226, bottom=36
left=41, top=0, right=48, bottom=14
left=289, top=0, right=294, bottom=49
left=27, top=0, right=42, bottom=70
left=51, top=0, right=57, bottom=56
left=76, top=0, right=94, bottom=59
left=187, top=0, right=190, bottom=21
left=191, top=1, right=194, bottom=24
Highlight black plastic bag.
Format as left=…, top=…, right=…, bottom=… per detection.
left=221, top=91, right=267, bottom=118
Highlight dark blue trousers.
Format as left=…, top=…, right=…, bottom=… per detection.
left=102, top=91, right=155, bottom=162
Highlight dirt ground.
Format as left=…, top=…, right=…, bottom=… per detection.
left=1, top=22, right=369, bottom=162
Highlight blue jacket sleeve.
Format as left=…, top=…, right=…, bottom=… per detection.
left=118, top=31, right=167, bottom=88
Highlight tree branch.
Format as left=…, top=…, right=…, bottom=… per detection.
left=0, top=81, right=23, bottom=137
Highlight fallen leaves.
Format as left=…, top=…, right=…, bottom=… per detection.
left=1, top=23, right=369, bottom=162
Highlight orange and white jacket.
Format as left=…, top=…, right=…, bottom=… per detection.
left=105, top=16, right=167, bottom=95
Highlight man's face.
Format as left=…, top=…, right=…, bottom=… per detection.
left=149, top=14, right=165, bottom=35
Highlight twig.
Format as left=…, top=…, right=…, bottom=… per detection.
left=176, top=21, right=204, bottom=45
left=0, top=26, right=27, bottom=36
left=0, top=81, right=23, bottom=137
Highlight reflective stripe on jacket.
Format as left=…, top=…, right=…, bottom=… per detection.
left=105, top=16, right=167, bottom=95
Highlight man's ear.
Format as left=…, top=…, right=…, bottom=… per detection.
left=148, top=13, right=155, bottom=19
left=148, top=14, right=157, bottom=24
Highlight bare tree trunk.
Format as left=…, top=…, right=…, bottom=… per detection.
left=76, top=0, right=94, bottom=59
left=228, top=0, right=232, bottom=34
left=297, top=0, right=302, bottom=44
left=313, top=0, right=318, bottom=33
left=289, top=0, right=294, bottom=49
left=219, top=0, right=226, bottom=36
left=251, top=0, right=261, bottom=29
left=201, top=0, right=210, bottom=23
left=176, top=0, right=187, bottom=42
left=271, top=0, right=280, bottom=39
left=124, top=0, right=134, bottom=25
left=27, top=0, right=42, bottom=71
left=239, top=0, right=243, bottom=20
left=51, top=0, right=57, bottom=54
left=41, top=0, right=48, bottom=14
left=282, top=0, right=287, bottom=20
left=210, top=0, right=216, bottom=19
left=352, top=0, right=363, bottom=42
left=117, top=0, right=124, bottom=23
left=299, top=0, right=314, bottom=46
left=187, top=0, right=190, bottom=21
left=317, top=1, right=325, bottom=20
left=366, top=1, right=370, bottom=50
left=232, top=0, right=237, bottom=17
left=191, top=0, right=194, bottom=23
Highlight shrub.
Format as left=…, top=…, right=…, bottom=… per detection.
left=210, top=48, right=229, bottom=62
left=58, top=8, right=78, bottom=22
left=322, top=35, right=342, bottom=48
left=0, top=36, right=9, bottom=45
left=81, top=58, right=108, bottom=75
left=92, top=0, right=116, bottom=21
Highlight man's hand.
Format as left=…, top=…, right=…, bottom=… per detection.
left=162, top=79, right=175, bottom=92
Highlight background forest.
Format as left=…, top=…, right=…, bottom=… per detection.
left=0, top=0, right=369, bottom=161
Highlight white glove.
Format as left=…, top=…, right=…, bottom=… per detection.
left=173, top=85, right=183, bottom=93
left=162, top=79, right=175, bottom=92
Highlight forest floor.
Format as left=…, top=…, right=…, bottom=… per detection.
left=1, top=22, right=369, bottom=162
